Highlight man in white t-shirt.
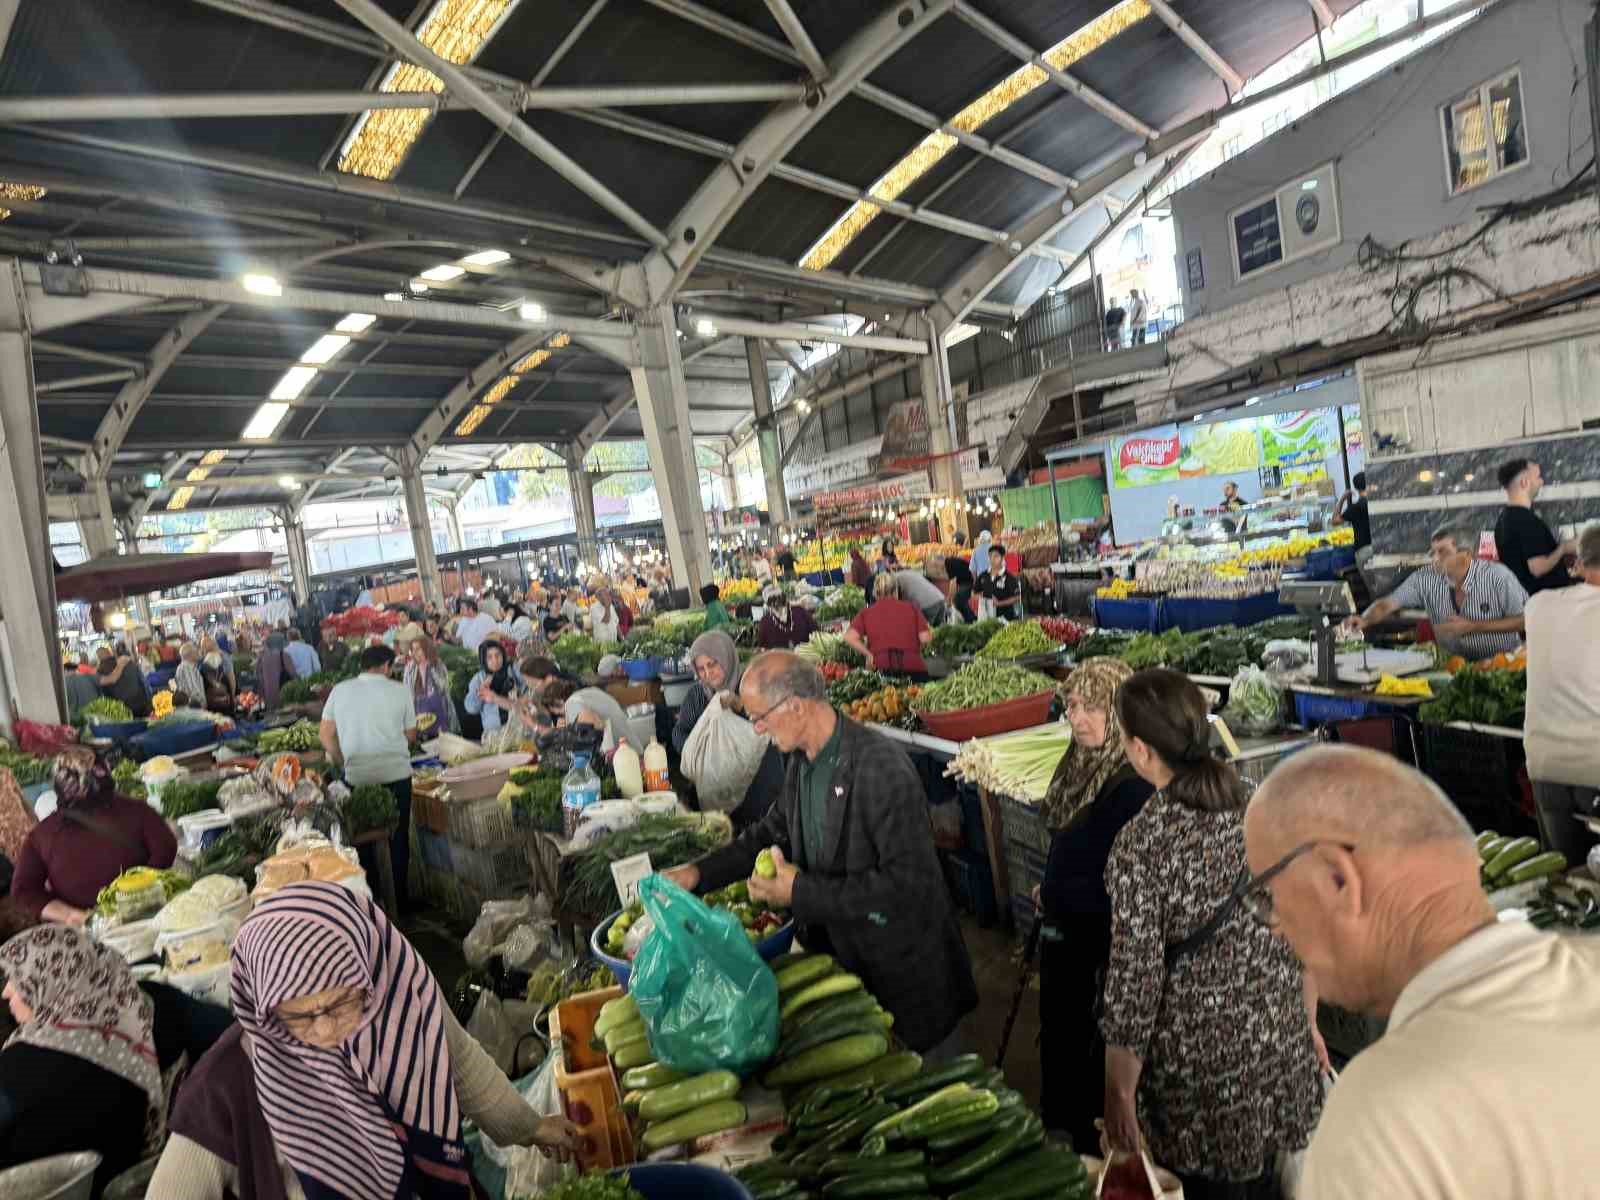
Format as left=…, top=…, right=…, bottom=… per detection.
left=1523, top=523, right=1600, bottom=863
left=455, top=596, right=496, bottom=652
left=320, top=644, right=418, bottom=911
left=1245, top=746, right=1600, bottom=1200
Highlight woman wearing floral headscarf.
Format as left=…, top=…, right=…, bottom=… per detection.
left=151, top=881, right=575, bottom=1200
left=0, top=925, right=164, bottom=1189
left=0, top=768, right=37, bottom=875
left=1031, top=657, right=1152, bottom=1148
left=9, top=747, right=175, bottom=926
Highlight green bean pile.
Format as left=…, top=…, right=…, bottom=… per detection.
left=909, top=660, right=1056, bottom=713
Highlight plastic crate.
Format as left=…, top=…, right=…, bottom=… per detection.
left=1418, top=723, right=1533, bottom=834
left=1091, top=596, right=1163, bottom=632
left=418, top=829, right=453, bottom=870
left=1292, top=691, right=1384, bottom=726
left=446, top=795, right=518, bottom=848
left=414, top=779, right=450, bottom=835
left=449, top=840, right=532, bottom=893
left=550, top=987, right=636, bottom=1171
left=1005, top=841, right=1048, bottom=906
left=941, top=849, right=998, bottom=927
left=997, top=793, right=1049, bottom=857
left=1232, top=739, right=1314, bottom=789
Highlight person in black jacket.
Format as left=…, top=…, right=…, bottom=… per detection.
left=1031, top=657, right=1152, bottom=1149
left=665, top=651, right=977, bottom=1056
left=0, top=925, right=165, bottom=1194
left=671, top=630, right=781, bottom=832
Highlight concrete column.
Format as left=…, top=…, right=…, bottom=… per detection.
left=0, top=259, right=65, bottom=725
left=631, top=306, right=712, bottom=595
left=744, top=338, right=791, bottom=524
left=281, top=508, right=313, bottom=606
left=444, top=499, right=466, bottom=554
left=917, top=321, right=964, bottom=541
left=80, top=476, right=119, bottom=559
left=564, top=449, right=599, bottom=569
left=396, top=449, right=444, bottom=609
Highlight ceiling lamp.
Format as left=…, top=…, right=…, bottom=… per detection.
left=336, top=312, right=377, bottom=333
left=243, top=402, right=292, bottom=440
left=462, top=249, right=511, bottom=266
left=800, top=0, right=1151, bottom=271
left=241, top=272, right=282, bottom=297
left=419, top=263, right=466, bottom=283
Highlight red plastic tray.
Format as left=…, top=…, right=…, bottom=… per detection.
left=917, top=690, right=1056, bottom=741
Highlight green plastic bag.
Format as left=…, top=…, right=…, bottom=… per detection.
left=629, top=874, right=779, bottom=1075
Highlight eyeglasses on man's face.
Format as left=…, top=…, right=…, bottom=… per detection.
left=1240, top=840, right=1356, bottom=928
left=745, top=694, right=794, bottom=729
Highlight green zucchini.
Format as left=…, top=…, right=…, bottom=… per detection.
left=638, top=1069, right=741, bottom=1122
left=821, top=1171, right=928, bottom=1197
left=864, top=1083, right=973, bottom=1140
left=780, top=973, right=863, bottom=1021
left=1477, top=835, right=1511, bottom=862
left=592, top=993, right=638, bottom=1038
left=776, top=955, right=837, bottom=994
left=805, top=1101, right=897, bottom=1157
left=927, top=1114, right=1036, bottom=1189
left=796, top=1084, right=871, bottom=1120
left=899, top=1090, right=999, bottom=1140
left=602, top=1017, right=647, bottom=1056
left=1474, top=830, right=1501, bottom=854
left=612, top=1035, right=655, bottom=1070
left=923, top=1108, right=1006, bottom=1153
left=783, top=991, right=881, bottom=1037
left=751, top=1179, right=800, bottom=1200
left=789, top=1051, right=924, bottom=1107
left=952, top=1146, right=1086, bottom=1200
left=1483, top=837, right=1539, bottom=882
left=881, top=1053, right=986, bottom=1102
left=765, top=1033, right=888, bottom=1087
left=820, top=1150, right=925, bottom=1177
left=781, top=1017, right=899, bottom=1065
left=621, top=1062, right=686, bottom=1091
left=640, top=1098, right=748, bottom=1151
left=795, top=1092, right=874, bottom=1132
left=1506, top=851, right=1568, bottom=885
left=769, top=950, right=819, bottom=972
left=989, top=1087, right=1025, bottom=1110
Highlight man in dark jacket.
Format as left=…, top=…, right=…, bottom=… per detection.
left=664, top=651, right=977, bottom=1055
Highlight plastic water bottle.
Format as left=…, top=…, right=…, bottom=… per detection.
left=562, top=752, right=602, bottom=837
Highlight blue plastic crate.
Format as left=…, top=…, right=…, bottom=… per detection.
left=1164, top=592, right=1296, bottom=633
left=1091, top=596, right=1163, bottom=632
left=941, top=849, right=998, bottom=927
left=621, top=656, right=659, bottom=682
left=1291, top=690, right=1384, bottom=726
left=418, top=829, right=453, bottom=870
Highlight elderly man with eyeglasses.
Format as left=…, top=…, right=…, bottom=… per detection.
left=1244, top=745, right=1600, bottom=1200
left=662, top=651, right=977, bottom=1057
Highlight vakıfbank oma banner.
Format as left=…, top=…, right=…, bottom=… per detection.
left=1110, top=426, right=1181, bottom=488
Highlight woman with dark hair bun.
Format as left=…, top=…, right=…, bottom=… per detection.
left=1099, top=669, right=1325, bottom=1200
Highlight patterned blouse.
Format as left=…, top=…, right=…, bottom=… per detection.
left=1099, top=792, right=1322, bottom=1180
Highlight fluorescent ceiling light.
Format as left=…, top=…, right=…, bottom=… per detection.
left=695, top=318, right=718, bottom=339
left=270, top=366, right=318, bottom=402
left=409, top=280, right=430, bottom=293
left=241, top=273, right=282, bottom=297
left=142, top=472, right=163, bottom=489
left=519, top=301, right=546, bottom=322
left=419, top=264, right=465, bottom=282
left=462, top=249, right=511, bottom=266
left=335, top=312, right=377, bottom=333
left=383, top=292, right=404, bottom=302
left=300, top=334, right=352, bottom=365
left=278, top=475, right=301, bottom=490
left=243, top=402, right=291, bottom=439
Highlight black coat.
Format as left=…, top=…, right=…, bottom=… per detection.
left=695, top=716, right=978, bottom=1051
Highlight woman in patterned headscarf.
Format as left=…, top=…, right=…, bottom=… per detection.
left=0, top=767, right=37, bottom=874
left=0, top=925, right=164, bottom=1189
left=1031, top=656, right=1153, bottom=1148
left=151, top=881, right=576, bottom=1200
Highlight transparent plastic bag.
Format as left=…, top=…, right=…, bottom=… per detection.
left=464, top=896, right=540, bottom=968
left=681, top=695, right=769, bottom=813
left=464, top=989, right=519, bottom=1076
left=629, top=875, right=779, bottom=1074
left=495, top=1053, right=565, bottom=1189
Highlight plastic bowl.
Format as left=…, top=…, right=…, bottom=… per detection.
left=590, top=908, right=795, bottom=991
left=621, top=657, right=660, bottom=682
left=916, top=691, right=1056, bottom=742
left=611, top=1163, right=753, bottom=1199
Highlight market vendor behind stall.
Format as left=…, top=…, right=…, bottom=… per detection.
left=1344, top=524, right=1527, bottom=661
left=664, top=652, right=977, bottom=1055
left=843, top=574, right=931, bottom=677
left=10, top=747, right=176, bottom=925
left=756, top=587, right=817, bottom=649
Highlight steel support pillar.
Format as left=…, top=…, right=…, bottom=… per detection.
left=744, top=338, right=790, bottom=525
left=396, top=450, right=444, bottom=610
left=565, top=449, right=599, bottom=569
left=81, top=477, right=119, bottom=559
left=631, top=307, right=712, bottom=594
left=0, top=259, right=65, bottom=726
left=917, top=321, right=963, bottom=540
left=443, top=500, right=466, bottom=555
left=281, top=509, right=313, bottom=606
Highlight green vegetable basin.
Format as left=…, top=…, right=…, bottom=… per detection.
left=590, top=909, right=794, bottom=990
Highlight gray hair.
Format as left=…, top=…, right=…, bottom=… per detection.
left=873, top=573, right=901, bottom=600
left=744, top=651, right=826, bottom=705
left=1580, top=525, right=1600, bottom=569
left=1429, top=523, right=1474, bottom=552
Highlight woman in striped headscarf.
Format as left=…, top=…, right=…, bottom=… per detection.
left=150, top=882, right=575, bottom=1200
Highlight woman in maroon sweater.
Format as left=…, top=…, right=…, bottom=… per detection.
left=10, top=747, right=175, bottom=926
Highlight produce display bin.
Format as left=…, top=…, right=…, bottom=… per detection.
left=940, top=849, right=998, bottom=927
left=445, top=794, right=518, bottom=849
left=130, top=721, right=218, bottom=760
left=1418, top=722, right=1534, bottom=834
left=1090, top=597, right=1163, bottom=632
left=917, top=691, right=1055, bottom=742
left=1163, top=593, right=1294, bottom=633
left=1291, top=690, right=1384, bottom=726
left=86, top=719, right=148, bottom=741
left=590, top=910, right=795, bottom=990
left=550, top=986, right=635, bottom=1170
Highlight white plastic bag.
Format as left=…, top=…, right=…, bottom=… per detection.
left=681, top=694, right=769, bottom=813
left=464, top=989, right=519, bottom=1076
left=494, top=1053, right=565, bottom=1189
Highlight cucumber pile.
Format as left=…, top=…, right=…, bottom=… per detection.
left=738, top=1050, right=1088, bottom=1200
left=734, top=950, right=1090, bottom=1200
left=595, top=993, right=750, bottom=1152
left=1475, top=830, right=1566, bottom=892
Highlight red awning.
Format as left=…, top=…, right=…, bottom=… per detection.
left=54, top=552, right=275, bottom=603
